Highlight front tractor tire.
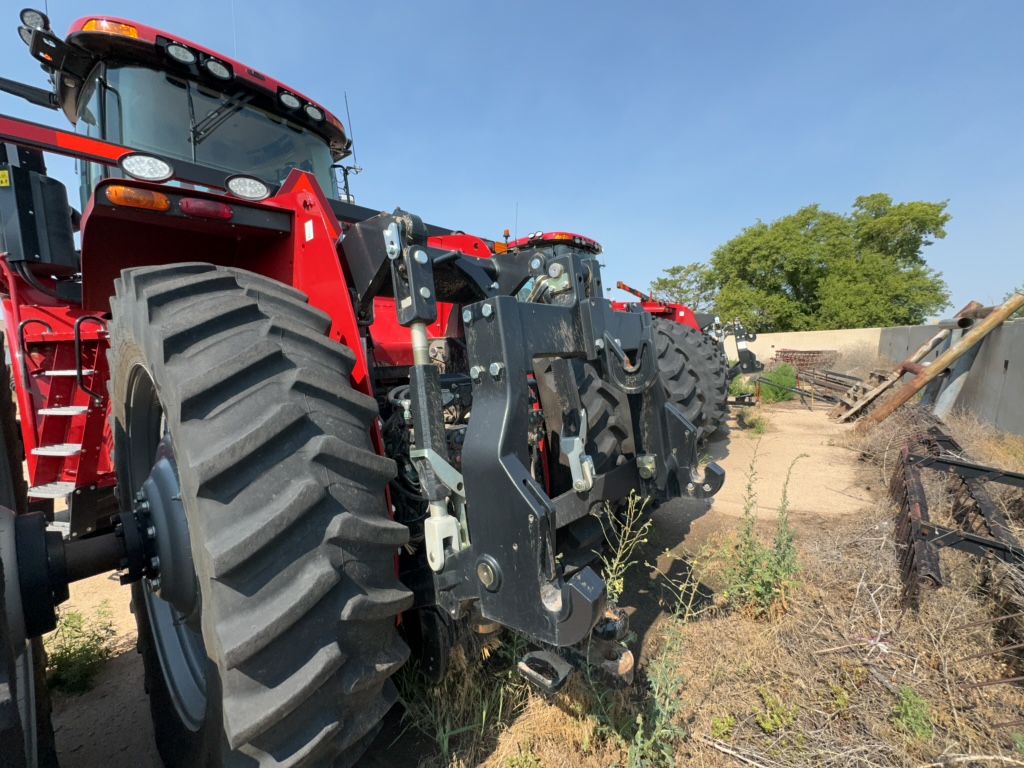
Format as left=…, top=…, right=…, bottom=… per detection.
left=109, top=264, right=413, bottom=767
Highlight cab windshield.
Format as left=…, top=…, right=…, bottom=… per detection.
left=83, top=64, right=338, bottom=200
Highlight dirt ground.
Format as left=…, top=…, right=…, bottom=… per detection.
left=47, top=402, right=866, bottom=767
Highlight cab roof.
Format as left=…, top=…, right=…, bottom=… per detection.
left=63, top=16, right=350, bottom=160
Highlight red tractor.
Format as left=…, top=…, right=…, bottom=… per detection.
left=0, top=10, right=724, bottom=767
left=612, top=281, right=764, bottom=439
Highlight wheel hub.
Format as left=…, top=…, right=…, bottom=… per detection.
left=138, top=436, right=197, bottom=619
left=132, top=433, right=207, bottom=732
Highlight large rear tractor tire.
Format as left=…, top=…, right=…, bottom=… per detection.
left=109, top=264, right=413, bottom=767
left=0, top=337, right=57, bottom=768
left=538, top=359, right=634, bottom=496
left=706, top=339, right=731, bottom=438
left=653, top=319, right=727, bottom=442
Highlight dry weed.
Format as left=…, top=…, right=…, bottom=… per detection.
left=673, top=504, right=1024, bottom=767
left=944, top=410, right=1024, bottom=474
left=738, top=406, right=773, bottom=435
left=834, top=345, right=894, bottom=379
left=838, top=404, right=934, bottom=484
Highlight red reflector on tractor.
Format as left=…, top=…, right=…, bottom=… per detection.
left=180, top=198, right=233, bottom=220
left=105, top=185, right=170, bottom=212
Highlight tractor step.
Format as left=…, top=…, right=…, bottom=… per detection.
left=32, top=443, right=83, bottom=457
left=40, top=369, right=96, bottom=377
left=38, top=406, right=90, bottom=416
left=28, top=481, right=77, bottom=499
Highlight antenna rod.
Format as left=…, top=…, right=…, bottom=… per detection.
left=338, top=92, right=362, bottom=204
left=344, top=92, right=359, bottom=169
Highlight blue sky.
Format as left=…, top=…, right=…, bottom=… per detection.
left=3, top=1, right=1022, bottom=314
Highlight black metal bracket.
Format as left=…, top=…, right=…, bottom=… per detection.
left=908, top=454, right=1024, bottom=489
left=518, top=650, right=574, bottom=695
left=919, top=523, right=1024, bottom=567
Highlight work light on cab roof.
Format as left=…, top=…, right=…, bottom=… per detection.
left=507, top=231, right=603, bottom=255
left=16, top=11, right=353, bottom=164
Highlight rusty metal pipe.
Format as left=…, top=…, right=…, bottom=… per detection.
left=901, top=361, right=928, bottom=376
left=936, top=316, right=975, bottom=330
left=905, top=328, right=951, bottom=365
left=864, top=292, right=1024, bottom=426
left=959, top=305, right=997, bottom=320
left=833, top=327, right=951, bottom=421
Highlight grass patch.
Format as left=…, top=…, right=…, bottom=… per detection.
left=44, top=606, right=114, bottom=693
left=710, top=713, right=735, bottom=740
left=758, top=363, right=798, bottom=403
left=892, top=686, right=932, bottom=741
left=729, top=373, right=755, bottom=397
left=397, top=635, right=530, bottom=765
left=737, top=406, right=771, bottom=434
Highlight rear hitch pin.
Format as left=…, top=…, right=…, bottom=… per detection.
left=411, top=446, right=469, bottom=571
left=562, top=407, right=596, bottom=493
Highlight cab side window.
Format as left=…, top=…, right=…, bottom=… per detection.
left=77, top=67, right=107, bottom=210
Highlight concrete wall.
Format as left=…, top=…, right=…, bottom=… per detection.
left=879, top=318, right=1024, bottom=436
left=747, top=327, right=883, bottom=364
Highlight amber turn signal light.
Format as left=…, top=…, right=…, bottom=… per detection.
left=104, top=185, right=171, bottom=212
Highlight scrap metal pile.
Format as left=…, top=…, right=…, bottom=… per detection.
left=890, top=424, right=1024, bottom=605
left=890, top=422, right=1024, bottom=703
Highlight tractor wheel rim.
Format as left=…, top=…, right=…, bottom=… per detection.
left=144, top=586, right=207, bottom=730
left=126, top=364, right=207, bottom=732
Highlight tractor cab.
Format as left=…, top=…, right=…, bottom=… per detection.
left=9, top=10, right=350, bottom=208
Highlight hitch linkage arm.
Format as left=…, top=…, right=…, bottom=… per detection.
left=340, top=211, right=724, bottom=648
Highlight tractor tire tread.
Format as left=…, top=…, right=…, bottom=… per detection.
left=110, top=265, right=411, bottom=767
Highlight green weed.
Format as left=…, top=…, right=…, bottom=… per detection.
left=711, top=713, right=736, bottom=740
left=582, top=503, right=692, bottom=768
left=504, top=744, right=543, bottom=767
left=722, top=455, right=805, bottom=618
left=755, top=687, right=799, bottom=734
left=595, top=491, right=652, bottom=606
left=729, top=374, right=755, bottom=397
left=647, top=548, right=709, bottom=623
left=1013, top=733, right=1024, bottom=756
left=44, top=606, right=113, bottom=693
left=759, top=364, right=798, bottom=404
left=830, top=684, right=851, bottom=718
left=892, top=686, right=932, bottom=740
left=580, top=622, right=686, bottom=768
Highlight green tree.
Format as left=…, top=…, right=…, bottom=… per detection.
left=649, top=263, right=717, bottom=313
left=652, top=194, right=952, bottom=332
